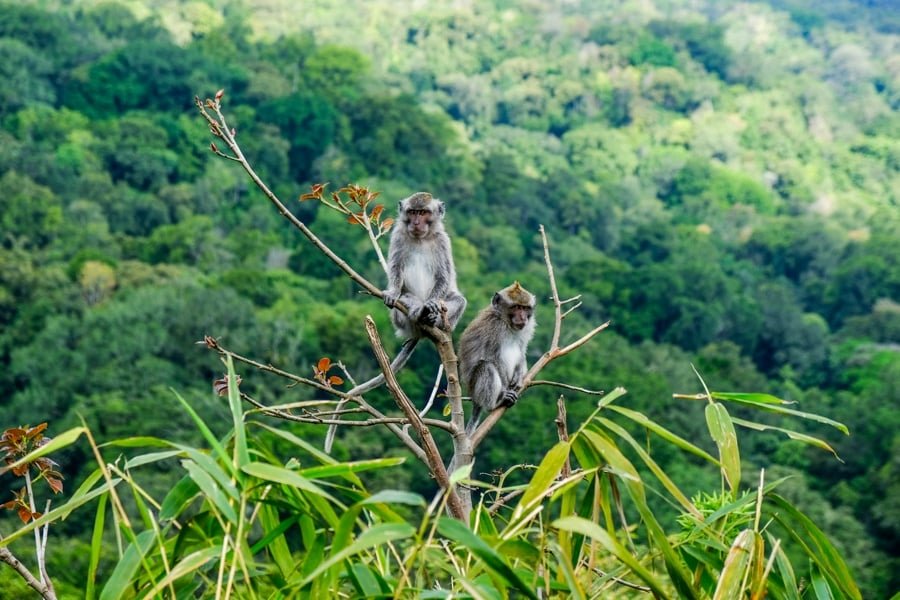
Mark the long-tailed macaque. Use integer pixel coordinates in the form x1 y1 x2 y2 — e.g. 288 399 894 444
459 282 536 434
324 192 467 452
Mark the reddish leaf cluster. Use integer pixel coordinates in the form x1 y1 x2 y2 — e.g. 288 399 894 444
299 183 394 234
313 357 344 388
1 424 64 519
213 374 242 397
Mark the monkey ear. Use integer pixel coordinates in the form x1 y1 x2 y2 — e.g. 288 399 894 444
397 200 404 213
435 200 445 217
492 292 502 307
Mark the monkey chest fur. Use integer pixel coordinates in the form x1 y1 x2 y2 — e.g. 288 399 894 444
402 250 437 300
498 339 525 383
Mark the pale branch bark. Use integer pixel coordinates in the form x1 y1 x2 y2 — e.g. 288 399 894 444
555 396 572 478
364 317 467 520
469 226 610 450
0 546 55 600
238 392 429 465
527 380 604 395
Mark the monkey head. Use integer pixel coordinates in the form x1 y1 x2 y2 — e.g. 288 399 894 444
399 192 445 239
493 281 535 331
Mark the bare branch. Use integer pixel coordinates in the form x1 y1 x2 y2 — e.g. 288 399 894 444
0 546 55 600
527 380 605 395
364 316 467 520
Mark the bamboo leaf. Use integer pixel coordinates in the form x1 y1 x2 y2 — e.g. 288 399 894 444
99 530 156 600
85 492 107 600
224 356 250 468
363 490 426 507
713 529 756 600
732 417 843 461
513 441 570 519
711 393 848 435
437 517 539 600
158 475 199 521
1 427 86 476
300 457 405 478
607 405 719 465
241 462 338 503
553 516 670 599
706 403 741 492
137 547 221 600
182 460 237 523
299 523 415 586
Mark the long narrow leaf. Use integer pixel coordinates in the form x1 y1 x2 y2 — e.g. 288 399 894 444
1 427 86 475
512 441 570 520
732 417 842 461
438 517 539 600
607 405 719 465
713 529 756 600
137 547 221 600
99 530 156 600
224 356 250 468
299 523 415 587
711 393 848 435
182 459 237 523
172 389 234 476
241 462 338 503
706 403 741 492
553 516 670 599
85 492 108 600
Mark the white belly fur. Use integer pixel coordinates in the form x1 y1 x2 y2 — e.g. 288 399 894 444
404 252 435 300
499 341 522 382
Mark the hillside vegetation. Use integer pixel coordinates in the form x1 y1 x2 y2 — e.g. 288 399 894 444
0 0 897 597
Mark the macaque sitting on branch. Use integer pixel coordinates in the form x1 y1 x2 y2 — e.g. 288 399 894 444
325 191 467 452
460 282 536 434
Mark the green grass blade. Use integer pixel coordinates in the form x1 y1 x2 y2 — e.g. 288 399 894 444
182 459 237 523
224 355 250 468
99 529 156 600
85 492 108 600
437 517 539 600
512 440 570 520
732 417 842 461
553 516 670 599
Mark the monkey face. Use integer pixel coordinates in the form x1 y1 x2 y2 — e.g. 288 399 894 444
509 305 533 330
405 208 435 239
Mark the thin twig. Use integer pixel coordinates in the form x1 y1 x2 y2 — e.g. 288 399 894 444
0 546 54 599
528 380 605 395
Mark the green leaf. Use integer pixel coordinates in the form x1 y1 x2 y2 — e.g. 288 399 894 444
513 441 570 519
732 417 842 461
300 456 405 478
362 490 427 507
99 530 155 600
124 450 183 469
172 389 234 476
241 462 338 503
438 517 539 600
553 516 670 599
158 475 199 521
768 532 801 600
705 403 741 492
710 393 848 435
182 459 237 523
135 547 221 599
85 492 107 600
299 523 415 587
224 356 250 468
766 495 861 600
712 529 756 600
606 405 719 465
810 563 836 600
599 418 700 518
711 392 793 405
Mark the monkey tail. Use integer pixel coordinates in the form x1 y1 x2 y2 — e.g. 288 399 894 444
323 338 419 453
465 405 482 436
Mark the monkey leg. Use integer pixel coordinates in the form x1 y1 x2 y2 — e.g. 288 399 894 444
442 291 467 331
470 362 504 412
500 388 519 407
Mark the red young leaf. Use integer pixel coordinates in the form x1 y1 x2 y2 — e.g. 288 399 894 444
17 507 31 524
328 375 344 386
347 213 364 225
317 357 332 373
26 423 48 439
11 464 27 477
47 478 63 495
380 218 395 231
210 142 219 153
370 204 384 221
0 500 16 510
215 89 224 100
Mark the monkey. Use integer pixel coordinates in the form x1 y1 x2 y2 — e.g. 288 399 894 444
459 282 536 435
324 191 467 453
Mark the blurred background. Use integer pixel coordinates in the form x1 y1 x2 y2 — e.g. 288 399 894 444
0 0 897 596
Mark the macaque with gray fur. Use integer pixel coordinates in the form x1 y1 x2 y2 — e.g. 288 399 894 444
459 282 536 434
324 192 466 453
382 191 467 336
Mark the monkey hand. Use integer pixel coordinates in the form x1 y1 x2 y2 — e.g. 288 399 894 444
416 299 443 327
382 290 400 308
500 389 519 408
